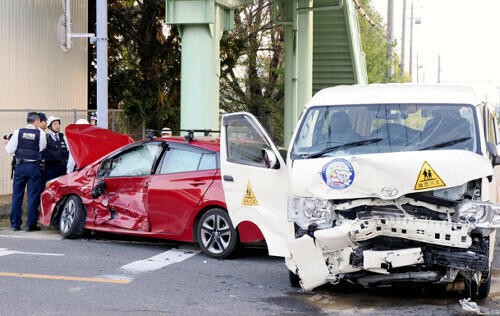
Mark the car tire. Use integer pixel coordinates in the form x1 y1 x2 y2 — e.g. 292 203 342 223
467 272 492 300
289 270 301 288
59 196 86 239
197 208 239 259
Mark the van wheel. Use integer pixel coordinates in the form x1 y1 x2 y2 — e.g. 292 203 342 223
59 196 86 239
197 208 239 259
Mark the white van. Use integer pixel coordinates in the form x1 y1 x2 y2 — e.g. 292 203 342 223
220 84 500 298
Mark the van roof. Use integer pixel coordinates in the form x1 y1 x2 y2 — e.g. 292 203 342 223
306 84 478 109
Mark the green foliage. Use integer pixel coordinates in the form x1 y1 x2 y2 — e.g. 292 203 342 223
220 0 285 145
358 0 409 84
90 0 181 132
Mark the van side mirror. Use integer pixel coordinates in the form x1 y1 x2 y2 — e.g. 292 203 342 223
262 148 280 169
91 179 106 199
486 142 500 166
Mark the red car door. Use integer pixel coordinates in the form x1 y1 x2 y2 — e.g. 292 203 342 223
148 143 218 234
92 142 162 231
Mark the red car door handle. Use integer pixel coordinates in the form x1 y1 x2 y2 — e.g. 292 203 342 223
190 181 206 186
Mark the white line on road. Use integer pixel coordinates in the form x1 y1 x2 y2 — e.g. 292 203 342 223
0 233 62 240
96 245 200 281
0 248 64 257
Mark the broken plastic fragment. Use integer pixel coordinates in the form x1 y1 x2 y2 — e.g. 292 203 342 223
459 298 486 315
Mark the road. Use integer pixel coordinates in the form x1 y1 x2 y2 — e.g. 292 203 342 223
0 227 499 315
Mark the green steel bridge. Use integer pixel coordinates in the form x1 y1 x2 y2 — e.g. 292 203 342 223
165 0 367 145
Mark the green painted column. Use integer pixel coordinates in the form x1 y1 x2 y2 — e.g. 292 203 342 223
179 17 222 131
165 0 251 132
283 0 313 147
283 0 295 147
283 22 294 146
297 0 313 119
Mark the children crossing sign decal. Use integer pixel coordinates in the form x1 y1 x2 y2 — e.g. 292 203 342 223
242 181 259 206
414 161 446 190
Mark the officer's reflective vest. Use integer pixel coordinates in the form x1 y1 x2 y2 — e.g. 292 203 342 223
43 133 69 164
15 128 41 160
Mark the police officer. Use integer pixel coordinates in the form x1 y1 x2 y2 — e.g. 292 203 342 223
4 112 47 231
44 116 69 182
38 112 48 131
89 112 97 126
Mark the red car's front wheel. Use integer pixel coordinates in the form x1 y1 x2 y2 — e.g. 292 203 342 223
59 195 86 239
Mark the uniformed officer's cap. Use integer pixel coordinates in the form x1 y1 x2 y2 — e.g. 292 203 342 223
38 112 47 122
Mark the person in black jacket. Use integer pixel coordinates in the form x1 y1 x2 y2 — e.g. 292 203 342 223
4 112 47 231
43 116 69 182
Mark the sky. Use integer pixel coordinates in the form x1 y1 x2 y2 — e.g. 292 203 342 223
371 0 500 105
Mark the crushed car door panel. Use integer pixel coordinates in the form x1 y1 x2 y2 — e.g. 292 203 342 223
93 176 150 231
92 142 161 231
220 113 294 257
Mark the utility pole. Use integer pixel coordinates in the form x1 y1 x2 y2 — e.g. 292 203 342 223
438 55 441 83
387 0 394 78
409 0 414 82
400 0 407 75
416 52 419 83
96 0 108 129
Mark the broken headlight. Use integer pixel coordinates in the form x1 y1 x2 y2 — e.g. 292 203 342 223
287 196 336 229
455 202 500 228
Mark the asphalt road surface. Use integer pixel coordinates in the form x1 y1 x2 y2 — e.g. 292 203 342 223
0 227 499 315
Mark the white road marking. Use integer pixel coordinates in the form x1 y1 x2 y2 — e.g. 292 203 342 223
96 245 200 281
120 246 200 274
0 248 64 257
0 233 62 240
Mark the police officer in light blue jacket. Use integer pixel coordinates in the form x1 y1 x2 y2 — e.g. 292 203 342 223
5 112 47 231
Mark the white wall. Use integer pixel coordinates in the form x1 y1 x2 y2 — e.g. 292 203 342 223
0 0 88 110
0 0 88 195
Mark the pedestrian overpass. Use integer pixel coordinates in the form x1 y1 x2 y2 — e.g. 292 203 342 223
165 0 367 145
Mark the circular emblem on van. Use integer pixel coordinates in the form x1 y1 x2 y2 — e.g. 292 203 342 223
381 185 398 198
322 158 355 190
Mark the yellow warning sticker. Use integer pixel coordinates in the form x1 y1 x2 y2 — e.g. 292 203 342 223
414 161 446 190
242 181 259 206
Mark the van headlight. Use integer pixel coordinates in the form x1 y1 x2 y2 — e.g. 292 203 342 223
288 196 336 229
456 202 500 228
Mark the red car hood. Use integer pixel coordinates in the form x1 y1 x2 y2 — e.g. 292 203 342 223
65 124 135 168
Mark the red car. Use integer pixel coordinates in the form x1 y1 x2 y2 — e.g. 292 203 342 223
40 125 263 258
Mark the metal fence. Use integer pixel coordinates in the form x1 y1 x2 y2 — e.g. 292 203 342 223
0 109 145 195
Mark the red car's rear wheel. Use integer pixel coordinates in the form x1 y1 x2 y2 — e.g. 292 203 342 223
197 208 239 259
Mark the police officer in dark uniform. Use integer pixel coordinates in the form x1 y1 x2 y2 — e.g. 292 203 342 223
4 112 47 231
44 116 69 182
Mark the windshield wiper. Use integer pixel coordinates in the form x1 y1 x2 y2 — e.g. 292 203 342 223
307 138 382 158
420 137 471 150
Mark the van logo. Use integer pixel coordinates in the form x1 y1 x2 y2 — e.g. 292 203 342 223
381 185 398 197
322 158 355 190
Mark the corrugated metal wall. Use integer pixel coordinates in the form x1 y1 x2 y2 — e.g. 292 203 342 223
0 0 88 195
0 0 88 110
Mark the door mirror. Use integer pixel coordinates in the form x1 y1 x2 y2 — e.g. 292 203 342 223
91 179 106 199
486 142 500 166
262 148 280 169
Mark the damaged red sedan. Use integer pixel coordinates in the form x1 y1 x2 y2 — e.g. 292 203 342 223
40 125 263 258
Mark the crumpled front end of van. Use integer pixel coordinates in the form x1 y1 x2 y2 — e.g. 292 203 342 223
285 151 500 291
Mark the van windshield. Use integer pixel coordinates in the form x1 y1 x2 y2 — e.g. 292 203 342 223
291 104 478 159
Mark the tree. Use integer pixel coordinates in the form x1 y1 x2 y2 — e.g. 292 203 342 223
90 0 181 133
220 0 285 145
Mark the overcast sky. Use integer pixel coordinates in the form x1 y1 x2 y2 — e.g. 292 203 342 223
371 0 500 104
